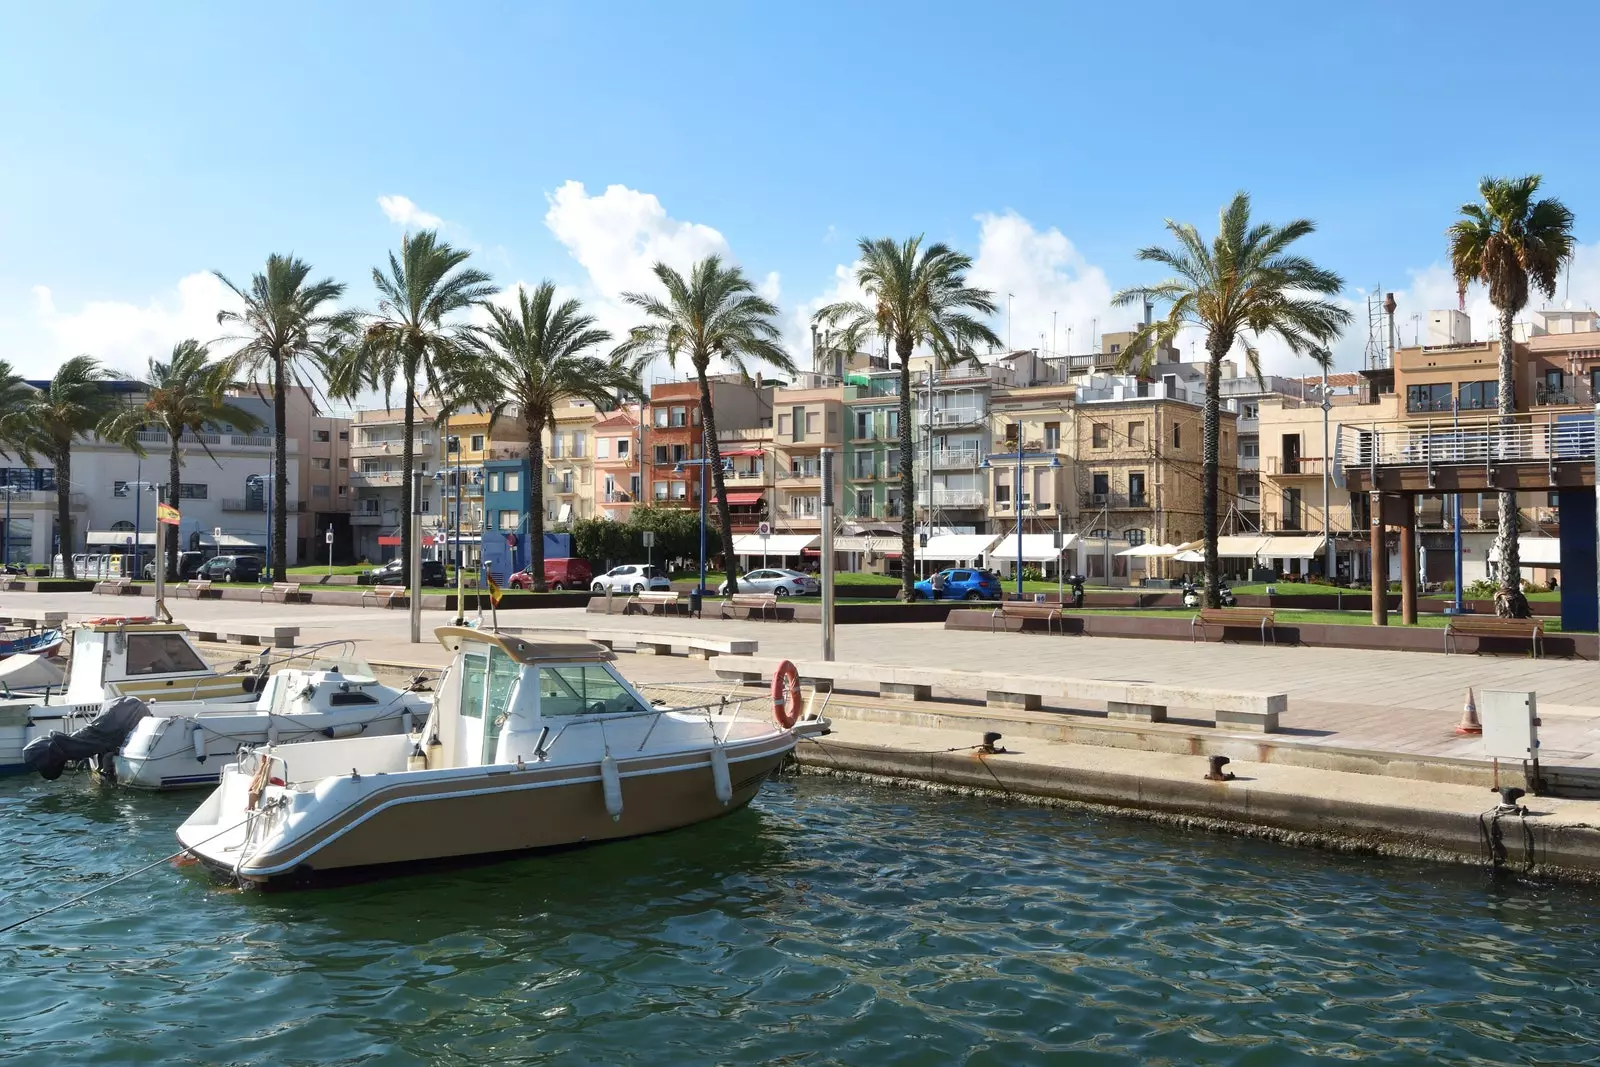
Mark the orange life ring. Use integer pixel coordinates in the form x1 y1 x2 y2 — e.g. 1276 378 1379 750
771 660 801 729
83 616 156 626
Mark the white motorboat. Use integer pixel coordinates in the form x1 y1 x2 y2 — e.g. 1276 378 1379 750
178 627 804 886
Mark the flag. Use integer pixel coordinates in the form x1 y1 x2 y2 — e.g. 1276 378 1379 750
156 503 180 526
485 570 503 606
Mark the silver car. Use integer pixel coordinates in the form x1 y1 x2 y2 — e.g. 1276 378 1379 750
591 564 671 594
717 568 819 596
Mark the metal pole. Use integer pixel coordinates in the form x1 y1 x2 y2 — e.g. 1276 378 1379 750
409 472 423 643
1454 398 1464 614
265 446 272 578
1321 370 1333 586
152 485 166 620
1015 448 1024 597
698 445 707 594
3 489 10 570
327 523 334 581
821 448 836 661
132 457 141 576
453 460 465 626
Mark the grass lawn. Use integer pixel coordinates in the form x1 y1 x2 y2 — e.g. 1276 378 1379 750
287 564 370 576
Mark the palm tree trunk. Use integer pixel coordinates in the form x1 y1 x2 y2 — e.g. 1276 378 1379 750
56 446 73 579
400 383 416 586
167 437 182 581
1494 305 1526 617
695 364 737 596
1202 343 1224 608
273 356 289 583
527 411 548 591
897 335 915 601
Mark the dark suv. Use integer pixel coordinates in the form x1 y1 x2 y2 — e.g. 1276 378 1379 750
198 555 264 583
144 551 204 581
369 558 447 586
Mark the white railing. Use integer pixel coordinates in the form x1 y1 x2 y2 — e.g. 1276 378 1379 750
930 447 978 468
351 470 406 487
916 489 985 507
919 407 983 427
1339 412 1596 470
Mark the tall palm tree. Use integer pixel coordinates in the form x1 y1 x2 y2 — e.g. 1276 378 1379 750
1448 175 1576 618
0 356 138 579
103 340 264 579
813 237 1001 601
215 255 350 582
466 283 637 590
1113 192 1350 607
616 256 797 596
332 230 493 585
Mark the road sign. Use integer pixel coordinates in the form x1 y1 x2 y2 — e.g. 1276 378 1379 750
325 526 334 545
757 522 772 537
641 531 656 548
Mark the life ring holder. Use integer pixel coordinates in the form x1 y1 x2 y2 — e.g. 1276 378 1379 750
771 660 801 730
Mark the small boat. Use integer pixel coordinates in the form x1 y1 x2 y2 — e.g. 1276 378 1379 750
178 627 803 886
0 628 64 661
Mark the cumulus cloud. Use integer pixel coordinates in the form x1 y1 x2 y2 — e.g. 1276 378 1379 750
377 194 442 229
968 211 1118 359
27 272 242 379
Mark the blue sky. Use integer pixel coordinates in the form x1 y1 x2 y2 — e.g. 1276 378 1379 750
4 0 1598 383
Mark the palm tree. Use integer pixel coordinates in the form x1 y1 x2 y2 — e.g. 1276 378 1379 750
332 230 493 585
0 362 37 565
1113 192 1350 608
215 255 350 582
813 237 1002 601
103 340 264 579
0 356 138 579
1448 175 1576 618
466 283 637 590
616 256 797 596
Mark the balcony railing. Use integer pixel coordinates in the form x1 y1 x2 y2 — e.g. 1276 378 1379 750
916 488 985 508
778 468 822 482
1079 491 1150 509
1339 412 1597 470
1265 456 1324 476
221 499 305 513
350 470 408 487
918 407 983 428
1237 454 1260 471
931 447 979 468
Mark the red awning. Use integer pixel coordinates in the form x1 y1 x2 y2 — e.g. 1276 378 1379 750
725 491 766 505
377 535 402 546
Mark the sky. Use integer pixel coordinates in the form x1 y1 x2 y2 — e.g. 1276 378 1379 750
4 0 1600 392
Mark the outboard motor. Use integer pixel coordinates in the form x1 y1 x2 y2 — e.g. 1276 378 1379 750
22 696 151 782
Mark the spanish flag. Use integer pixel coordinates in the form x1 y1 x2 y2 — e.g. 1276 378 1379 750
485 570 503 606
155 503 181 526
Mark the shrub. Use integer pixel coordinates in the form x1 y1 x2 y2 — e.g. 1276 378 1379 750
1465 578 1497 600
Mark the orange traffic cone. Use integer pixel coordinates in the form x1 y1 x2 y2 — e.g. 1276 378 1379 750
1456 688 1482 735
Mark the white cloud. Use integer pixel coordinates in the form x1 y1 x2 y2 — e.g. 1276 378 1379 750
968 211 1118 359
27 272 242 379
377 194 442 229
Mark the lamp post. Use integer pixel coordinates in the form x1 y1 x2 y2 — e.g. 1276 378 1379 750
674 447 731 595
1319 368 1334 587
436 444 473 627
124 480 160 578
982 445 1061 597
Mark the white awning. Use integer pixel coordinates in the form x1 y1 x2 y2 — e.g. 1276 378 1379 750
733 533 817 555
1212 535 1275 559
832 535 888 553
923 533 1001 560
1118 542 1177 558
986 533 1071 562
1490 537 1561 565
1261 535 1327 559
202 533 266 550
87 530 157 546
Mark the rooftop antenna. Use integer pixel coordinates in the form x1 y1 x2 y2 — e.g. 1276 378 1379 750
1362 286 1389 370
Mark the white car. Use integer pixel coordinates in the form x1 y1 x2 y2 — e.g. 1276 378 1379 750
591 564 672 594
717 568 820 597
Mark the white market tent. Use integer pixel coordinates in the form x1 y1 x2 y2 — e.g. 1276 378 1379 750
1489 537 1561 566
1117 542 1177 558
922 533 1002 563
986 533 1076 564
732 533 818 557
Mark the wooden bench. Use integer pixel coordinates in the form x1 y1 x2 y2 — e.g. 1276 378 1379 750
1446 615 1544 658
361 586 407 609
257 582 305 604
178 579 218 599
93 577 135 596
721 592 779 621
625 591 691 617
990 601 1065 634
1191 608 1276 646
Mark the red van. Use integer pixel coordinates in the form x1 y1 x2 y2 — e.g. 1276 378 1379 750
509 557 593 591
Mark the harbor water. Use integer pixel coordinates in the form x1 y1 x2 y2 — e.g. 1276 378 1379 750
2 772 1598 1065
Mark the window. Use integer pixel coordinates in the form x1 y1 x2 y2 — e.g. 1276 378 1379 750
854 410 872 438
1091 472 1109 498
124 633 207 676
1089 528 1109 539
777 414 791 437
465 434 483 452
670 406 688 428
1592 367 1600 400
886 448 901 473
337 484 347 495
1459 381 1498 410
852 452 876 479
337 458 348 469
994 482 1011 506
1092 424 1110 448
1124 529 1146 546
629 473 641 498
1281 488 1303 530
654 480 669 500
504 473 520 492
653 408 668 427
672 444 687 464
854 488 874 515
1173 424 1182 448
179 483 207 500
1110 343 1121 354
616 438 629 459
1044 422 1061 450
1240 440 1260 459
596 438 609 459
498 510 519 531
338 430 348 441
312 484 329 498
1128 421 1146 448
538 665 645 717
885 489 902 517
1003 422 1019 445
1128 471 1146 506
672 481 687 500
792 406 807 442
1407 383 1452 413
1242 402 1259 420
885 410 899 438
314 457 331 470
488 472 501 492
826 411 838 434
315 429 330 442
1240 479 1260 500
654 444 669 464
571 433 585 457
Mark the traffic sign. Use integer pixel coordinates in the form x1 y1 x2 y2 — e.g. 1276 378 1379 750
757 522 772 537
641 531 656 548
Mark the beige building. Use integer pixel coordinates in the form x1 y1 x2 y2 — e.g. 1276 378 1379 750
985 382 1073 535
226 384 353 562
540 400 600 527
772 380 846 535
348 402 446 561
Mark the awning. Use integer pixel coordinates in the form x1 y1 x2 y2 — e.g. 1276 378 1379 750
725 491 766 505
1490 537 1561 565
1212 535 1276 559
1118 542 1177 558
922 533 1001 560
87 530 157 546
377 535 402 546
733 533 817 555
986 534 1070 562
832 535 891 553
201 533 266 550
1261 535 1327 559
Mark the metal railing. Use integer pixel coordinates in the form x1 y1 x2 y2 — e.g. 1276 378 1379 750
1339 411 1596 471
931 447 979 468
1265 455 1325 476
1079 491 1149 509
350 470 406 487
221 499 305 513
916 488 985 507
918 407 983 427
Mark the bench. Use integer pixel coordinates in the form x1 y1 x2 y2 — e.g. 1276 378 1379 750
584 631 759 660
721 592 779 621
361 586 407 609
990 601 1065 634
1190 608 1276 646
257 582 306 604
626 591 691 617
1446 615 1544 658
93 577 135 596
714 656 1286 733
191 625 301 649
178 579 219 599
0 575 22 592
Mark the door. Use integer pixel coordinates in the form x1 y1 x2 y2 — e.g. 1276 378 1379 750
1282 434 1302 474
456 651 488 767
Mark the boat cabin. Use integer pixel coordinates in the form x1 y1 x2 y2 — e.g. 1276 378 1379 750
66 621 252 705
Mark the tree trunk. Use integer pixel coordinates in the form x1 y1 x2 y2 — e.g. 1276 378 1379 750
272 354 289 582
897 334 915 601
1493 304 1527 617
1202 341 1226 608
56 446 72 579
696 363 738 596
400 380 416 587
526 411 548 591
167 436 182 581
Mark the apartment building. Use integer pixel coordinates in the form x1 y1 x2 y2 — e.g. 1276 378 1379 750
540 400 599 527
842 370 904 528
985 381 1073 537
645 376 772 512
715 421 774 534
594 404 645 522
911 360 999 531
771 379 846 535
349 404 444 562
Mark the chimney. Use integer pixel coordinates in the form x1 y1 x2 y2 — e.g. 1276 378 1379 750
1384 292 1397 356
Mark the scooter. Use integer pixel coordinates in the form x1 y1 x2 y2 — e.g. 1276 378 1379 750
1182 579 1236 609
1065 575 1086 609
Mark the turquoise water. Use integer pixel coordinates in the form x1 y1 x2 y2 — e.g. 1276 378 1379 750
2 773 1598 1066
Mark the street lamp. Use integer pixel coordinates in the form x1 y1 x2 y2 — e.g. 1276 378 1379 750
435 454 480 626
123 480 161 577
673 452 733 594
981 445 1062 597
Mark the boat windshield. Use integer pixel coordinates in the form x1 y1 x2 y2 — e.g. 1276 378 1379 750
537 664 646 717
124 633 208 676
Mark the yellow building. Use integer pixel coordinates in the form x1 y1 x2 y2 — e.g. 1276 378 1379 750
541 400 601 527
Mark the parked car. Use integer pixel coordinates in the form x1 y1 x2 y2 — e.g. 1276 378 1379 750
716 568 819 597
509 557 594 591
590 564 671 594
912 568 1003 601
197 555 264 583
367 558 448 586
143 550 205 581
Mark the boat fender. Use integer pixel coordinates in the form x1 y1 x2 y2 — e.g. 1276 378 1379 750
191 720 206 764
426 732 443 769
321 722 366 739
771 660 801 730
600 754 623 821
402 708 413 735
710 745 733 806
406 743 427 771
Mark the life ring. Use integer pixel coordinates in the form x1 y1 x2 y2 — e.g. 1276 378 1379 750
83 616 156 626
771 660 801 729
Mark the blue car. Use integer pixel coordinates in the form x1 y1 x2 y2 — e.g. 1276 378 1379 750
913 567 1003 601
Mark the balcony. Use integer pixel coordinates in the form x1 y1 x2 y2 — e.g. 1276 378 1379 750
916 488 985 508
993 498 1056 514
778 468 822 483
1535 386 1583 408
1265 456 1325 477
848 465 880 482
350 470 406 488
1080 492 1150 510
221 499 305 513
350 512 387 526
930 447 979 468
1237 454 1260 471
918 407 983 428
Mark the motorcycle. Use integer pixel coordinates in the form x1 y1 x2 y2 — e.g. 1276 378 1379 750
1181 579 1236 609
1065 575 1086 609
